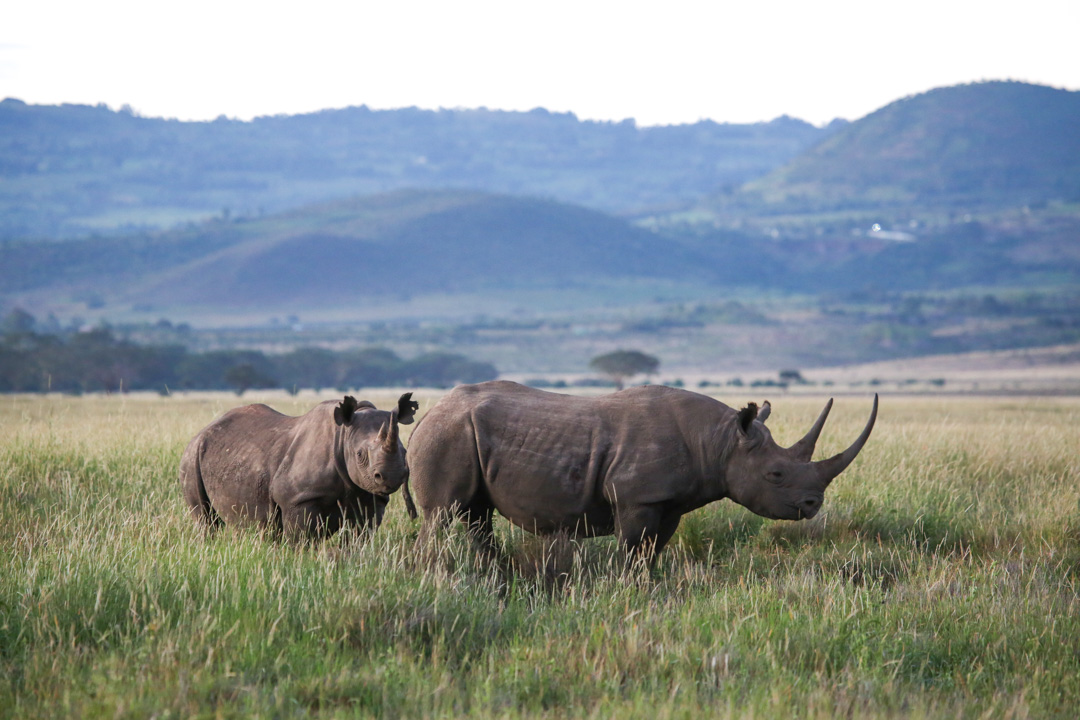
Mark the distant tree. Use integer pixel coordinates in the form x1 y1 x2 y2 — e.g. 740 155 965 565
339 347 407 389
177 350 272 391
224 363 276 396
274 347 341 392
403 352 498 388
1 308 36 336
589 350 659 390
779 369 807 385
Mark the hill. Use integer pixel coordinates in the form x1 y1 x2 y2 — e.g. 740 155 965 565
0 189 716 318
4 184 1079 332
727 81 1080 214
3 187 1079 375
0 98 828 239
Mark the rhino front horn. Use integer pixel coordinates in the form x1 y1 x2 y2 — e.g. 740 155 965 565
813 394 878 488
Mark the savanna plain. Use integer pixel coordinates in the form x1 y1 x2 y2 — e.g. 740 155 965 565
1 390 1078 718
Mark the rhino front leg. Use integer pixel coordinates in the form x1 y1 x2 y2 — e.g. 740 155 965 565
616 505 681 567
342 493 387 534
280 501 339 540
651 513 683 562
417 501 501 561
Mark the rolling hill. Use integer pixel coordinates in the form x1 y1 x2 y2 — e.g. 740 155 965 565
0 189 716 318
729 81 1080 213
4 184 1078 330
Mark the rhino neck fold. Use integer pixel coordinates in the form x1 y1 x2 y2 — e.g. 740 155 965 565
697 421 737 504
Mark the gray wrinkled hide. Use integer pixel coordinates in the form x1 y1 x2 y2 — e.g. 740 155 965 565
180 394 415 538
407 381 876 561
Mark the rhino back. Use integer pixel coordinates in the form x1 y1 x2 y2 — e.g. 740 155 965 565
410 382 722 532
190 404 305 520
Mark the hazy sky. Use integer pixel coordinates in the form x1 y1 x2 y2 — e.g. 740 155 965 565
3 0 1077 127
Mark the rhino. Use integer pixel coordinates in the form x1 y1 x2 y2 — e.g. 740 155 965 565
181 393 418 538
404 381 876 562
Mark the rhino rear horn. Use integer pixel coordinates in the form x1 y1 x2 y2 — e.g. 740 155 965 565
789 398 834 461
813 394 878 488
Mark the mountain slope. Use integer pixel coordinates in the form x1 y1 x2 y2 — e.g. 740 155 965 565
736 81 1080 212
132 191 712 307
3 187 1078 328
0 189 713 314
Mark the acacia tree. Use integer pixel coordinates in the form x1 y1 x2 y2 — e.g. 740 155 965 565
589 350 659 390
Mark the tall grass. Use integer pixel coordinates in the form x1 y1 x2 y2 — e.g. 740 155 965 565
1 392 1078 718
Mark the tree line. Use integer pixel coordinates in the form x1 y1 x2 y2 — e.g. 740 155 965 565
0 312 497 394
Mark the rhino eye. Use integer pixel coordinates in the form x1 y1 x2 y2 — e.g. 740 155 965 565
356 450 369 466
766 470 784 483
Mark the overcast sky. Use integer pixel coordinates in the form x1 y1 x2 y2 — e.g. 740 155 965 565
3 0 1078 127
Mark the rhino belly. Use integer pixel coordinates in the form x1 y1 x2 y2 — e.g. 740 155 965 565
485 469 614 537
503 505 616 537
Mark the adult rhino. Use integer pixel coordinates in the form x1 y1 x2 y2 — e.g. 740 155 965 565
181 393 418 538
404 381 876 562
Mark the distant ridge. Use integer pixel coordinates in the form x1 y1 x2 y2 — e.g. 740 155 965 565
0 98 826 239
736 81 1080 212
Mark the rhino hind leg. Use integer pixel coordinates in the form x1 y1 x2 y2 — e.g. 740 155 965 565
180 452 221 530
463 502 500 558
185 489 221 529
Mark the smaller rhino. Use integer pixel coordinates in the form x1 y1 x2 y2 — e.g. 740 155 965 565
180 393 418 538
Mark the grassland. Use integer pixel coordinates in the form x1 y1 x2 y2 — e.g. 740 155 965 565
1 390 1078 718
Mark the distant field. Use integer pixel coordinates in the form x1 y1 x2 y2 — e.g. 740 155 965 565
2 391 1078 718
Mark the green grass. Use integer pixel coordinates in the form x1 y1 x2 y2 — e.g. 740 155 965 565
2 392 1078 718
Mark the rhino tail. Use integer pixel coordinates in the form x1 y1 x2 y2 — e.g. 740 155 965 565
402 477 418 520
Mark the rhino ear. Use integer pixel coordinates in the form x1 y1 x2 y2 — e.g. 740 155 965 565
757 400 771 424
334 395 359 426
396 392 419 425
737 402 758 435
